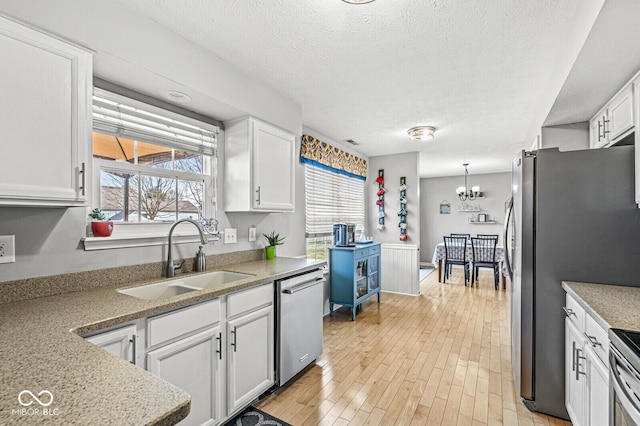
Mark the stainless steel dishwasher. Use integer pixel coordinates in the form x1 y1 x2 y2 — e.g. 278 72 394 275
276 268 325 386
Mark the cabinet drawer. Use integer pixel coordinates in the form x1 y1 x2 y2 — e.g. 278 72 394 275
585 314 609 365
564 293 585 329
355 248 369 259
369 245 380 255
227 283 273 319
147 298 220 348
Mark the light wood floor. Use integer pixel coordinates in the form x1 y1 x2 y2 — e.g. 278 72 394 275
257 268 572 426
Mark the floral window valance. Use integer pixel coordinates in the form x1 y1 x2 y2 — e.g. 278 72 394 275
300 134 367 181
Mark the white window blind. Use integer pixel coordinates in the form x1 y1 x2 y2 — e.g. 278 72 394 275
305 164 365 236
92 88 218 155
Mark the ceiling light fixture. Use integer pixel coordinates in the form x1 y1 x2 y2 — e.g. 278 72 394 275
407 126 436 141
456 163 482 202
341 0 375 4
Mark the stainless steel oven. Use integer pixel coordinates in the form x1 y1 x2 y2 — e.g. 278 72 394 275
609 329 640 426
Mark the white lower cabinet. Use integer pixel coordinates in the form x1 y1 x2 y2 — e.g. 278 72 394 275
585 344 609 426
226 305 274 415
147 327 222 426
85 323 141 366
88 283 275 425
565 317 586 426
564 293 610 426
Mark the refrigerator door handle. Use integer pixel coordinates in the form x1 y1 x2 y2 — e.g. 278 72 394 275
503 197 514 280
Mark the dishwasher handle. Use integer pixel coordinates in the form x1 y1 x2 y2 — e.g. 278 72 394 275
282 277 326 294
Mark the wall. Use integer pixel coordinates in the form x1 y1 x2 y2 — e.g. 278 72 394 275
366 152 420 246
420 172 511 264
540 122 589 151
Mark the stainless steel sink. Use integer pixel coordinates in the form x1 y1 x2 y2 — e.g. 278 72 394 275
117 271 255 301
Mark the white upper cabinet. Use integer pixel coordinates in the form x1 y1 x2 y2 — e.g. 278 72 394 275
224 117 295 212
589 79 635 149
0 15 92 206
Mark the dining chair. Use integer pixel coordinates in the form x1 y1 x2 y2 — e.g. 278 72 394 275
443 236 470 285
451 233 471 239
448 234 471 275
476 234 499 240
470 237 499 289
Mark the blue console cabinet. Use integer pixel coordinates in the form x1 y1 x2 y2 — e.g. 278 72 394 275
329 242 381 321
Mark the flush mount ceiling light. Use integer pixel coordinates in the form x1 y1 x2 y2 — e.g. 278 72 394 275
341 0 375 3
163 90 192 104
407 126 436 141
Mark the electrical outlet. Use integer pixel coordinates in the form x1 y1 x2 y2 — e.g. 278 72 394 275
248 227 257 242
224 228 237 244
0 235 16 263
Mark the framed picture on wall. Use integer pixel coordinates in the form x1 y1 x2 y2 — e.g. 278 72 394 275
478 213 487 222
439 200 451 214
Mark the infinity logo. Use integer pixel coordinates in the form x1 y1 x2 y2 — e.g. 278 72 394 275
18 390 53 407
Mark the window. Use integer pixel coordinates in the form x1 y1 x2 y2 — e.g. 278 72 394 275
91 89 218 225
305 164 365 260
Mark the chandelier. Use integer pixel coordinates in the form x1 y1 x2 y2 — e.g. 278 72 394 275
456 163 481 201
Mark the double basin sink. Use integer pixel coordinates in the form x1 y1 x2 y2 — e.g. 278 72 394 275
118 271 254 301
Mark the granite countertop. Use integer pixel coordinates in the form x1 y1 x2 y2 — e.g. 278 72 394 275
0 257 325 425
562 281 640 332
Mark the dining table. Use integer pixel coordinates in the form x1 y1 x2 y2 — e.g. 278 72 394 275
431 241 509 289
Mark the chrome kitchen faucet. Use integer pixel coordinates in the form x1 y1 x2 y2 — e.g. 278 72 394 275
166 219 208 278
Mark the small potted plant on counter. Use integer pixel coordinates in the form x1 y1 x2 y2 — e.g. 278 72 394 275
263 231 285 260
89 208 114 237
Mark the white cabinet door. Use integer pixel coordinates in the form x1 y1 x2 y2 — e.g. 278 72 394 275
224 117 295 212
86 324 137 365
226 305 274 415
589 108 609 149
147 327 222 426
607 85 634 143
565 318 586 426
0 15 91 206
252 120 295 212
585 345 609 426
634 76 640 206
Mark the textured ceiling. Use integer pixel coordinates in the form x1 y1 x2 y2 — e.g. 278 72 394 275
118 0 585 177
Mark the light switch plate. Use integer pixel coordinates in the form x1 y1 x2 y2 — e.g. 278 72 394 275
224 228 237 244
0 235 16 263
248 227 257 242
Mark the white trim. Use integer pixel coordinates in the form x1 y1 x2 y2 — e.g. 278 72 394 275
83 230 219 251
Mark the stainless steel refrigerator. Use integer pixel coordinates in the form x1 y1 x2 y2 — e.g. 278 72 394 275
504 145 640 419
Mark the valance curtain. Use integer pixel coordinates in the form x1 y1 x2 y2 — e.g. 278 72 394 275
299 134 367 181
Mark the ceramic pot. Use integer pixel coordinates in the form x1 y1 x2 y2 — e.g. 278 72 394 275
265 246 276 260
91 221 114 237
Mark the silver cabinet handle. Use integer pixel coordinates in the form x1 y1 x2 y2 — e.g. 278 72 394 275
598 121 604 141
216 332 222 360
230 326 237 352
79 162 86 195
562 306 575 317
575 348 586 381
584 332 602 347
572 341 576 372
129 334 136 365
256 186 261 205
603 116 610 135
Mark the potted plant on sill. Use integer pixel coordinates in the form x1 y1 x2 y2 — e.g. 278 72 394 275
263 231 285 260
89 208 114 237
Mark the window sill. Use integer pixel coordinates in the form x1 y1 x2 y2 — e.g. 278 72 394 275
82 231 220 251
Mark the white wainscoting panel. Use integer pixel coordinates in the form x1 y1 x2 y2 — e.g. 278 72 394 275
381 244 420 296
